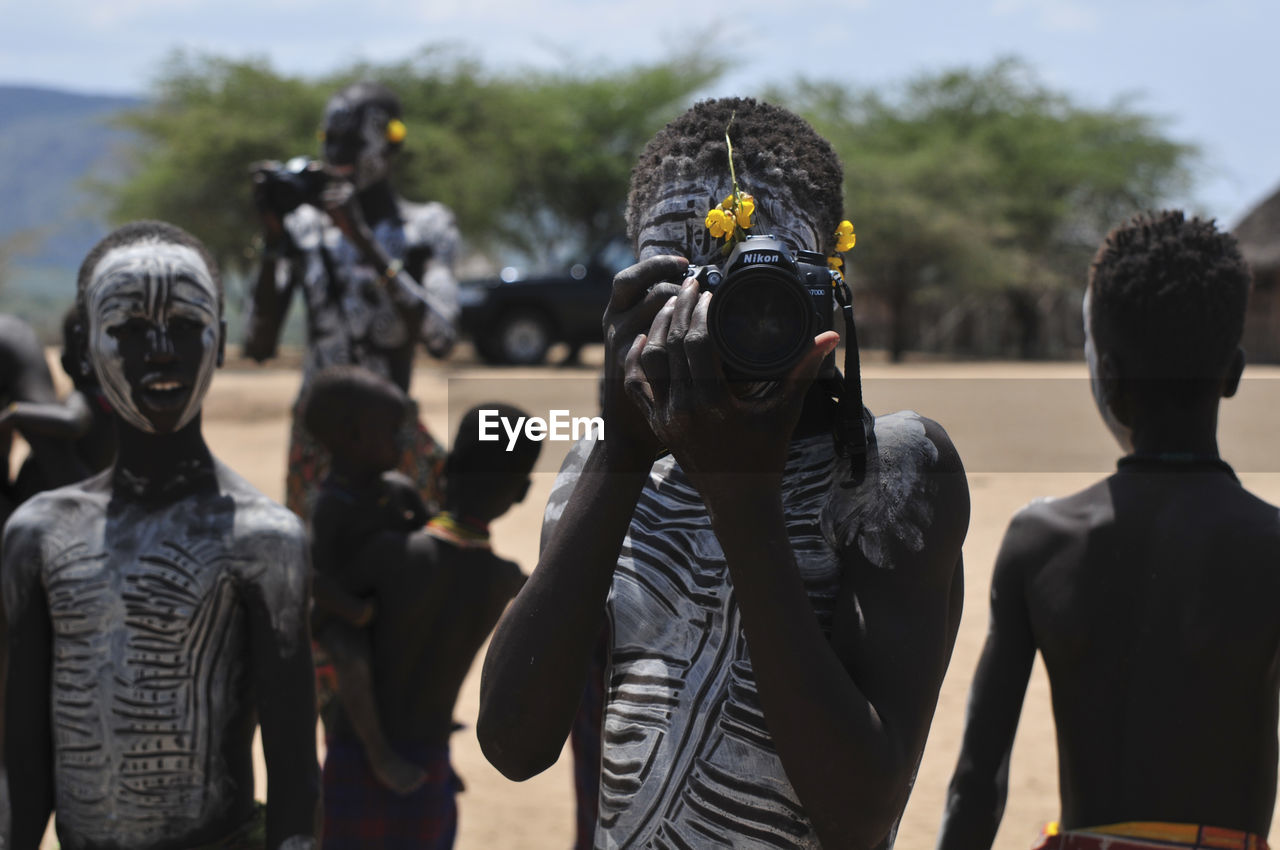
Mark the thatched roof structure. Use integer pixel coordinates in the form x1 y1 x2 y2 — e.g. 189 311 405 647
1234 185 1280 276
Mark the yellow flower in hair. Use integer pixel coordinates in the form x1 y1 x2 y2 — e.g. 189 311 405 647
705 208 735 240
386 118 408 144
735 193 755 229
720 194 735 211
835 220 856 253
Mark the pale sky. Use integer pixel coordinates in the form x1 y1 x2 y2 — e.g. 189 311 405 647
3 0 1276 225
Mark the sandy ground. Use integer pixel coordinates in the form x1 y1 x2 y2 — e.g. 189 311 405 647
25 344 1280 848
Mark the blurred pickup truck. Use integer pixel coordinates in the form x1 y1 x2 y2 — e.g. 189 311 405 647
457 240 634 365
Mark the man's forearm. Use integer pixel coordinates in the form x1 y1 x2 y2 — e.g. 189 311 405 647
260 649 321 849
936 768 1007 850
4 631 54 849
5 397 91 441
706 487 918 848
478 438 649 780
244 259 291 362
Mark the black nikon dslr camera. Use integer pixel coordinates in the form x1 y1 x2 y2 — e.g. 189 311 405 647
687 235 839 379
251 156 330 216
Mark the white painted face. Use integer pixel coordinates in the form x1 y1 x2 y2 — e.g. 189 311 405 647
1083 286 1134 453
634 172 824 263
323 97 393 190
84 239 221 434
352 105 393 190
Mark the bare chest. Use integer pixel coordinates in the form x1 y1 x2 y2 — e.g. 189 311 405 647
41 515 250 841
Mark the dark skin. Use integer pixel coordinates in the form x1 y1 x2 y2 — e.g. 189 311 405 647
937 343 1280 846
325 470 528 750
0 314 95 840
244 152 434 391
0 314 91 507
479 256 969 848
310 398 435 794
1 249 319 849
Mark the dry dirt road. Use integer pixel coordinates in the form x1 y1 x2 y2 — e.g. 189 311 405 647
28 345 1280 848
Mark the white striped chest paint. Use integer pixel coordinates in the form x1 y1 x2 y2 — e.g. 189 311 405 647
599 434 842 850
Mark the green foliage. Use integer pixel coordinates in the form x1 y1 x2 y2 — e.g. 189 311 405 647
109 54 328 270
103 47 723 276
775 58 1196 357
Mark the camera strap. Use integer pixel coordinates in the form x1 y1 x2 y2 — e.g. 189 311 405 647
833 276 868 484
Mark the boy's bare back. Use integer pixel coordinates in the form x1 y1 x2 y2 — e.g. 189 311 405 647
1004 465 1280 831
354 532 523 745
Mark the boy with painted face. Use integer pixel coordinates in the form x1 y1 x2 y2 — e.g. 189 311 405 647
938 211 1280 850
479 97 970 849
244 81 459 521
1 221 320 850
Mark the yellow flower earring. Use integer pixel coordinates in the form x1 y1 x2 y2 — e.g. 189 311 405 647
386 119 407 144
829 220 856 279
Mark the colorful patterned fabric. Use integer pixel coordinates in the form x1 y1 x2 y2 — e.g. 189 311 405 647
1034 822 1270 850
322 736 463 850
285 398 445 523
312 639 340 714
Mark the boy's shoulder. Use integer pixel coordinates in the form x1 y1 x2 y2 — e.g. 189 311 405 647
212 459 307 553
3 472 111 552
1003 470 1280 570
820 409 968 573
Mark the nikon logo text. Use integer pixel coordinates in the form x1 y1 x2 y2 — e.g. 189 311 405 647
740 252 779 264
478 409 605 451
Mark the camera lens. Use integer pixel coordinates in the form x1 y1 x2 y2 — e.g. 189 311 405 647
708 265 813 378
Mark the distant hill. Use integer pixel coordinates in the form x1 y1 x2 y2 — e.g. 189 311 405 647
0 85 144 334
0 86 143 272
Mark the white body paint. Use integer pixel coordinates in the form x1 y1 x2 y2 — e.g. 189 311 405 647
820 409 940 570
635 173 823 264
540 426 941 848
1 463 311 848
86 241 220 434
282 199 460 387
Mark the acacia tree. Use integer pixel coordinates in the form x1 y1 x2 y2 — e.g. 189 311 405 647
778 59 1196 360
105 48 722 277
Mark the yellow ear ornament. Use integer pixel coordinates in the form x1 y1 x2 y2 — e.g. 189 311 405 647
386 119 407 144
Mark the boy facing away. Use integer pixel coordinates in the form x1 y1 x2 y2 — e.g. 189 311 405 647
1 220 319 850
318 402 537 850
938 211 1280 850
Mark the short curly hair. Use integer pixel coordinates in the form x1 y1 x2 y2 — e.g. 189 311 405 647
301 365 408 454
1088 210 1252 380
626 97 844 255
77 220 222 317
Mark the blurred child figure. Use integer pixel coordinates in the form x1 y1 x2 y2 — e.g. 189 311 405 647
938 211 1280 850
1 313 93 512
314 397 537 850
301 365 433 796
